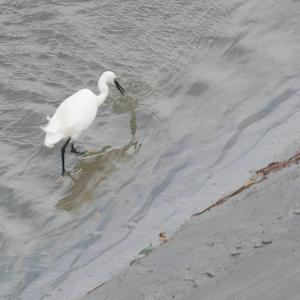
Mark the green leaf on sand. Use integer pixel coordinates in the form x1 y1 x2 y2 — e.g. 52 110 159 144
138 244 153 256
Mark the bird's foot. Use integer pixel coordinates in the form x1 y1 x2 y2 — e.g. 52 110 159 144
57 171 72 183
70 143 86 156
77 150 87 156
61 170 71 177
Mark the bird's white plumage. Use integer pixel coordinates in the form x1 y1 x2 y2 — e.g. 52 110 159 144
42 71 118 148
43 89 98 147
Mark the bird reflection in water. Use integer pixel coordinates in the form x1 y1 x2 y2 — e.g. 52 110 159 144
56 100 140 212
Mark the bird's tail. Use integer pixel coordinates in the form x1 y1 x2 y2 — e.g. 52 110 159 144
41 117 63 148
43 131 64 148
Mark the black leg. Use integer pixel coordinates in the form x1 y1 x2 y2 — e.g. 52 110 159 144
71 142 86 155
61 138 71 176
71 142 80 154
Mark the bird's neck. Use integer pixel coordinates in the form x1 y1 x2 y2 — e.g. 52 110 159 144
97 77 109 106
96 90 108 106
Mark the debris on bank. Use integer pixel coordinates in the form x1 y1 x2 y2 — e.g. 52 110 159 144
138 243 153 256
159 232 169 243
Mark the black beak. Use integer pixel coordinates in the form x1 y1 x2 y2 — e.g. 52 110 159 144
114 79 126 96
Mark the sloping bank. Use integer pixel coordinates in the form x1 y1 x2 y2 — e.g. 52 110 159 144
83 153 300 300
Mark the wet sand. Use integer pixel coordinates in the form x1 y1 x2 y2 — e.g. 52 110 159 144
84 162 300 300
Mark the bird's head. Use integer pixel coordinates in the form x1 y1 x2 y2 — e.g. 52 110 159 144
100 71 126 96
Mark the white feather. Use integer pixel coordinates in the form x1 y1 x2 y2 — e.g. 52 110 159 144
42 71 120 148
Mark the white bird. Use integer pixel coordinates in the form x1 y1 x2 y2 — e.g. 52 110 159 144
42 71 126 176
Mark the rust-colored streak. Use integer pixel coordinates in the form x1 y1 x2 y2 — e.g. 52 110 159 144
256 152 300 177
86 282 106 295
193 151 300 217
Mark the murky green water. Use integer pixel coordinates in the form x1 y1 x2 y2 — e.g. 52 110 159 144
0 0 299 299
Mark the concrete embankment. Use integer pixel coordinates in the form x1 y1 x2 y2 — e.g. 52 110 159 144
83 156 300 300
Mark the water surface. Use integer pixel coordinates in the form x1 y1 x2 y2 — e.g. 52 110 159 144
0 0 299 299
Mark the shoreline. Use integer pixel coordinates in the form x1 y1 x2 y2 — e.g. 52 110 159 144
83 153 300 300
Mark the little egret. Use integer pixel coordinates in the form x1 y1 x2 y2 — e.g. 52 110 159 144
42 71 126 176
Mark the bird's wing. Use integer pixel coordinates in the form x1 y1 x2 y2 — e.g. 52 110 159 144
53 89 97 130
42 89 97 135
